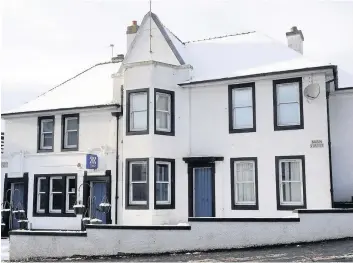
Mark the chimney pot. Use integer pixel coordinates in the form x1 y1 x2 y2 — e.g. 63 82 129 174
132 20 137 26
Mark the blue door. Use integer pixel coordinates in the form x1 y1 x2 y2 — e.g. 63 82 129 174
194 167 213 217
90 182 107 223
11 183 24 229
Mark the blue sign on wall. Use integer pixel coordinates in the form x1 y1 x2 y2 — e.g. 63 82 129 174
86 154 98 169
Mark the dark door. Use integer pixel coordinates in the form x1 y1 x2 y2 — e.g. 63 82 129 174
193 167 213 217
90 182 107 223
11 183 25 229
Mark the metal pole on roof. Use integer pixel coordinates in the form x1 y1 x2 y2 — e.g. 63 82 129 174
110 44 114 59
149 0 152 53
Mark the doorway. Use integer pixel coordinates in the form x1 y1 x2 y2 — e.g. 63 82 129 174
10 183 25 229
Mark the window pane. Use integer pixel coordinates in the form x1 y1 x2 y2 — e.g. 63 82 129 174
236 183 255 202
68 194 76 210
281 161 301 181
131 111 147 130
277 83 299 103
39 179 46 192
67 131 78 146
157 164 169 182
132 183 147 201
131 93 147 111
66 118 78 130
156 111 169 130
42 120 53 132
43 134 53 147
156 93 170 111
131 163 147 181
52 193 62 210
68 178 76 192
236 162 254 181
52 178 62 192
278 103 300 125
39 194 46 210
156 183 169 202
234 107 253 128
282 182 302 202
233 88 252 107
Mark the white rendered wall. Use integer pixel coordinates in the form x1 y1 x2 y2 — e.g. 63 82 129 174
329 90 353 202
9 211 353 261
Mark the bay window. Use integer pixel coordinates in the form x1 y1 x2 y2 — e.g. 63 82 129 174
154 158 175 209
154 89 175 135
127 89 149 135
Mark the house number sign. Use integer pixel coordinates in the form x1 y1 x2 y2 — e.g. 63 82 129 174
310 140 324 148
86 154 98 169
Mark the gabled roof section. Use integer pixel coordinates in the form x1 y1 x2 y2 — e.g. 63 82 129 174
2 62 120 116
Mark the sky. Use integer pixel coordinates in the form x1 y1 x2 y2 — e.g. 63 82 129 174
1 0 353 120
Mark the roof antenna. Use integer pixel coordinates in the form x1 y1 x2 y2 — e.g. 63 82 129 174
149 0 152 53
110 44 114 59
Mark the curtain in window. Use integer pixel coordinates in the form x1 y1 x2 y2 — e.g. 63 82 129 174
281 161 302 202
156 164 169 203
156 93 171 131
235 162 255 203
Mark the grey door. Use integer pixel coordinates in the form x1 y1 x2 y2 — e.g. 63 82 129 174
193 167 213 217
90 182 107 223
11 183 25 229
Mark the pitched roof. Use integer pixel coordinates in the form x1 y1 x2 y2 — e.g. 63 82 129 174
2 62 120 116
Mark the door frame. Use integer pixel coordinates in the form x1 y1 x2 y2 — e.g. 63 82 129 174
83 170 112 224
187 162 216 218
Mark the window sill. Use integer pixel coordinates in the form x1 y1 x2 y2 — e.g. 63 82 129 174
154 130 175 136
154 204 175 210
125 204 149 210
277 204 306 210
229 128 256 134
274 124 304 131
126 130 149 136
37 149 54 153
61 147 78 152
232 204 259 210
33 212 77 217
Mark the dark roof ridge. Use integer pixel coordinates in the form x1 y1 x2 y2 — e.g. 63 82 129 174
184 31 256 44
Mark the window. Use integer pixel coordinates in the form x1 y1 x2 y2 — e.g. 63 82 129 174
62 114 79 150
127 89 149 135
154 89 175 135
273 78 304 130
66 176 76 213
36 177 46 213
276 155 306 210
154 158 175 209
228 83 256 133
38 116 55 151
33 174 77 217
126 159 149 209
230 158 258 210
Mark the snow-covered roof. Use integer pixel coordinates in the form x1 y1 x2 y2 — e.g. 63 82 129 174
2 62 120 116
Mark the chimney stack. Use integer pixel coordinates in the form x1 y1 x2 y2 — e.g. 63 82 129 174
286 26 304 54
126 20 139 51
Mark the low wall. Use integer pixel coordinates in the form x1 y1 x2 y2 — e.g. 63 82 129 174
9 209 353 261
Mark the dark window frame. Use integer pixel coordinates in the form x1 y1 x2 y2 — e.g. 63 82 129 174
37 116 55 152
228 82 256 133
275 155 307 210
33 174 77 217
154 158 175 210
154 88 175 136
273 77 304 131
125 158 149 210
126 88 150 136
230 157 259 210
61 113 79 151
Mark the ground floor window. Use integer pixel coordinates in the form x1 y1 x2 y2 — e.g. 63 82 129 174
33 174 77 216
154 158 175 209
275 155 306 210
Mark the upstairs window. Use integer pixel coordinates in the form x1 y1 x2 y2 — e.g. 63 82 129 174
127 89 149 135
228 83 256 133
62 114 79 150
38 116 55 151
273 78 304 130
231 158 258 210
154 158 175 209
154 89 175 136
276 155 306 210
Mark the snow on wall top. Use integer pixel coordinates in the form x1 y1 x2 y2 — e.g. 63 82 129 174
2 62 120 116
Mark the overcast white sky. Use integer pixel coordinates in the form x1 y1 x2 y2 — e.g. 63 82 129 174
1 0 353 116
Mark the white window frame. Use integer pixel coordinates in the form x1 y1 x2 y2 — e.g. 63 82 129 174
155 92 171 132
155 161 171 205
129 161 148 205
40 119 54 150
232 87 254 129
65 176 76 213
36 177 46 213
279 159 304 206
49 176 63 213
64 117 78 148
276 82 300 126
129 92 148 132
234 161 256 205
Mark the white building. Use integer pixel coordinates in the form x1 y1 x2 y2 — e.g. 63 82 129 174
2 12 353 232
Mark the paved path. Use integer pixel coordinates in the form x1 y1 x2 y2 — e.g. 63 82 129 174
2 238 353 262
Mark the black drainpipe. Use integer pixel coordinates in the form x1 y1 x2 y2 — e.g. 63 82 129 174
326 67 337 208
